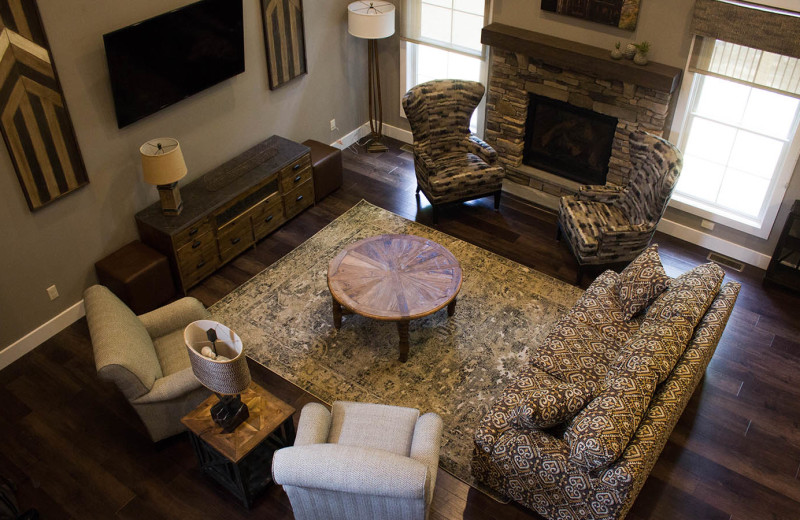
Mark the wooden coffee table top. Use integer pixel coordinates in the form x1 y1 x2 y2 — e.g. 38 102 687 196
327 234 462 321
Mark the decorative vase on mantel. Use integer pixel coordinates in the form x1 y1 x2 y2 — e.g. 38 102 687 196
633 41 650 66
611 41 623 60
623 42 637 60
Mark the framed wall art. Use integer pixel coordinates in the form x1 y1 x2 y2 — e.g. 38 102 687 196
261 0 308 90
541 0 641 31
0 0 88 211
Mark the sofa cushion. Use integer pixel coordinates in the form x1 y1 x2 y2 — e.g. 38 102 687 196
618 245 670 321
511 368 592 429
645 262 725 329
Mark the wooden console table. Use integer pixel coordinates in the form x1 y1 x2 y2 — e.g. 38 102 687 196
136 135 313 293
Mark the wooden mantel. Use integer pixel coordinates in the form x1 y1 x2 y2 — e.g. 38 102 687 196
481 23 682 93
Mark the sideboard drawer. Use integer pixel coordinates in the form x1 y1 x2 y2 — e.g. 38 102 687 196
283 179 314 219
252 194 286 241
279 154 311 183
218 214 255 263
176 232 219 288
280 164 313 193
173 219 212 249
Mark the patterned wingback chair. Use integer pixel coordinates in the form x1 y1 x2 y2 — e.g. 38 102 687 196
402 79 505 223
557 131 682 275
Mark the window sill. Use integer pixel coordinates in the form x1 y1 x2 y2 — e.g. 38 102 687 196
669 194 771 239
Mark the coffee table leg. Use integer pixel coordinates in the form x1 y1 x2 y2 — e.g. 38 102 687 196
332 296 342 329
397 321 410 362
447 298 457 317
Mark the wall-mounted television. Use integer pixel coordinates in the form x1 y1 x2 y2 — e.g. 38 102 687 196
103 0 245 128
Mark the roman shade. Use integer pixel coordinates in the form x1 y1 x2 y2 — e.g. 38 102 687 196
399 0 487 59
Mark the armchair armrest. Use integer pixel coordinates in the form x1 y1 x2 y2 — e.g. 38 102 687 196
577 184 625 203
294 402 332 446
131 367 204 404
139 297 209 339
272 444 428 499
410 412 443 503
467 135 498 164
414 148 436 173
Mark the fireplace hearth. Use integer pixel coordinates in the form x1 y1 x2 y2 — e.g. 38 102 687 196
523 94 617 186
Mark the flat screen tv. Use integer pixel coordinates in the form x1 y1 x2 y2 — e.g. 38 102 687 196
103 0 245 128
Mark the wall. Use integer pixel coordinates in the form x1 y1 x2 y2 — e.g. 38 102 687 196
0 0 366 348
381 0 800 261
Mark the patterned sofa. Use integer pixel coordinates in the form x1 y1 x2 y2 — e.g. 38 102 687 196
472 246 740 520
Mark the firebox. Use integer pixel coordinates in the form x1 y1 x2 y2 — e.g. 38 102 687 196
523 94 618 185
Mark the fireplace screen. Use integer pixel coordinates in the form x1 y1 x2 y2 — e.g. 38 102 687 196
523 94 617 185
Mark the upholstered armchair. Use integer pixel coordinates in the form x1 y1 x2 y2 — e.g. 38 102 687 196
272 401 443 520
402 79 505 223
84 285 211 442
558 131 682 277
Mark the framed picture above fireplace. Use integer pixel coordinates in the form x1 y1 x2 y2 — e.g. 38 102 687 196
541 0 641 31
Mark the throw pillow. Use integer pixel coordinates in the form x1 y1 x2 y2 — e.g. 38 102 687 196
512 377 592 430
618 244 670 321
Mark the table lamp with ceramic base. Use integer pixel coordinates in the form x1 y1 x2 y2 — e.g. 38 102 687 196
140 137 188 216
185 320 252 433
348 1 395 153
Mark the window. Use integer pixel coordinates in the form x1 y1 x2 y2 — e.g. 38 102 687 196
400 0 489 133
672 37 800 238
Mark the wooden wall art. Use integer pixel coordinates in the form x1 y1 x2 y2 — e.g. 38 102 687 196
261 0 308 90
541 0 641 31
0 0 88 211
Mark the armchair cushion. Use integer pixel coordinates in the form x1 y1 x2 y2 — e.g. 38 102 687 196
426 152 504 202
329 401 420 457
559 197 630 256
618 245 670 321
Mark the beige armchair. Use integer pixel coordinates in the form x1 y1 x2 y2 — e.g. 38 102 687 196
272 401 443 520
84 285 210 442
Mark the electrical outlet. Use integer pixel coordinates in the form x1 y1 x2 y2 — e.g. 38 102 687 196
701 219 715 231
330 119 337 131
46 284 59 300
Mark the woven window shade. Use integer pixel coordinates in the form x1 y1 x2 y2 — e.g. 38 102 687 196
689 36 800 97
691 0 800 59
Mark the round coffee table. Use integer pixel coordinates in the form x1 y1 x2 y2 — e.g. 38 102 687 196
327 234 462 362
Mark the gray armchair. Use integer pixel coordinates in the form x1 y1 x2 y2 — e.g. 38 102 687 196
84 284 210 442
272 401 443 520
402 79 505 223
557 131 682 278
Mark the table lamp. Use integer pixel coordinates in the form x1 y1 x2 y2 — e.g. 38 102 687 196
140 137 188 216
348 1 395 153
185 320 252 433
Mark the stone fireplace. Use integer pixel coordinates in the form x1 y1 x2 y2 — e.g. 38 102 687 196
481 24 682 208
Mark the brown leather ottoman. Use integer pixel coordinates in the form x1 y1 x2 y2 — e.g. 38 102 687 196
302 139 342 203
95 240 176 315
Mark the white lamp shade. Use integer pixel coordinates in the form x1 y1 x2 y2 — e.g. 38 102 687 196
140 137 188 186
348 1 395 39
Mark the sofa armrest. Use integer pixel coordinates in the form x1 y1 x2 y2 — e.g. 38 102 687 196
577 184 625 203
131 367 204 404
272 444 428 499
467 135 498 164
294 402 332 446
138 297 210 339
410 412 443 504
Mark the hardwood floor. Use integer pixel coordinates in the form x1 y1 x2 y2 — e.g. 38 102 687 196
2 138 799 519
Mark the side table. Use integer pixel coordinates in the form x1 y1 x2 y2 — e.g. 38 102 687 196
181 382 296 508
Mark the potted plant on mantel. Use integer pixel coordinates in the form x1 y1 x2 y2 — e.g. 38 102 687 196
611 41 623 60
634 41 650 65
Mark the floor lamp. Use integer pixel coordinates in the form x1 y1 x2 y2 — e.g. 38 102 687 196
348 1 395 153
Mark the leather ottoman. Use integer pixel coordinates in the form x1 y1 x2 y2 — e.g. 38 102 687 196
95 240 176 315
302 139 342 203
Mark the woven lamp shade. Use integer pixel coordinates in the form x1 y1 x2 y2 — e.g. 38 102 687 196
140 137 187 186
348 1 395 39
185 320 251 395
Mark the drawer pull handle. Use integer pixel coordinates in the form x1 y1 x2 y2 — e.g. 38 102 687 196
189 228 199 236
294 174 302 183
293 163 301 171
192 241 201 249
231 237 241 245
296 195 304 202
265 215 274 222
196 260 206 269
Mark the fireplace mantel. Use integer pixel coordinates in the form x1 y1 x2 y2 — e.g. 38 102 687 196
481 23 682 94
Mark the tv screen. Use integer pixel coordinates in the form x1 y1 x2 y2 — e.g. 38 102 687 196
103 0 245 128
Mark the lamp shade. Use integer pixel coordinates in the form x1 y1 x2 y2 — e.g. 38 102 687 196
140 137 187 186
348 1 395 39
185 320 251 395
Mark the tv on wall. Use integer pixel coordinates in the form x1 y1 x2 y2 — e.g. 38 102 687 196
103 0 245 128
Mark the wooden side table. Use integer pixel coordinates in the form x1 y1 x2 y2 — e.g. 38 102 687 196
181 383 296 508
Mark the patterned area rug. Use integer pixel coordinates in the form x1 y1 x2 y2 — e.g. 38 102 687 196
210 200 583 494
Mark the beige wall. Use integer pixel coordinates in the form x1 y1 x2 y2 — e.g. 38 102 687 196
0 0 366 348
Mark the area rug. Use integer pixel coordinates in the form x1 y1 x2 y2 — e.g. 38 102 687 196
210 200 583 494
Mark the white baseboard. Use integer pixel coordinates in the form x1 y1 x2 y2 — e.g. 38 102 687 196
657 218 771 270
330 123 371 149
0 300 85 370
382 124 413 144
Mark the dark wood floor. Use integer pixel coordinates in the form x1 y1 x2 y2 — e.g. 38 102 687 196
2 138 799 519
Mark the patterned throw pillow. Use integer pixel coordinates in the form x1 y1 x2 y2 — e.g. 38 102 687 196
618 245 670 321
510 369 592 430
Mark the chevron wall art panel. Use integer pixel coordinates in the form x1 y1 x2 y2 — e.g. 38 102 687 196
261 0 307 90
0 0 88 211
